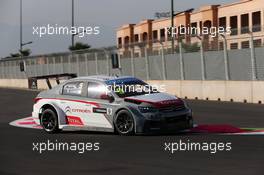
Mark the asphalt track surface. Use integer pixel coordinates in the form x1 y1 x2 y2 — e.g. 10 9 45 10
0 88 264 175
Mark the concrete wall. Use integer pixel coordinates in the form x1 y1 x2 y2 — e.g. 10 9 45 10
147 80 264 104
0 79 263 104
0 79 59 90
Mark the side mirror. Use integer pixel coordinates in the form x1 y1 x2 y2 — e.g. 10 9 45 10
108 95 115 103
100 94 115 103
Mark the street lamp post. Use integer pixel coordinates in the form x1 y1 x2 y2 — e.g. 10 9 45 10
196 35 206 80
71 0 75 47
22 41 33 47
158 40 167 80
19 0 33 74
20 0 23 52
171 0 174 54
220 34 230 81
20 0 33 55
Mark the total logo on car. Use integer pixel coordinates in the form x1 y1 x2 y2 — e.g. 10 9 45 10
32 76 193 135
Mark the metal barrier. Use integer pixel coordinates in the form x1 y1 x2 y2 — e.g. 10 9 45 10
1 32 264 81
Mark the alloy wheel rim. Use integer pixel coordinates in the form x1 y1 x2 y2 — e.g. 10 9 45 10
42 113 56 131
116 114 133 134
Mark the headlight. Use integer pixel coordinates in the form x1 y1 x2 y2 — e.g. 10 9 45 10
138 106 158 113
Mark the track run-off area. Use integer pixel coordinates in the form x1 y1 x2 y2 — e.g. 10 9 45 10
1 88 264 175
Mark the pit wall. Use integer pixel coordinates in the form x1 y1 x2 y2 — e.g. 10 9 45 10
0 79 59 90
0 79 263 104
147 80 264 104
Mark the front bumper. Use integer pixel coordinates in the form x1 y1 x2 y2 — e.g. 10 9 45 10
135 109 193 134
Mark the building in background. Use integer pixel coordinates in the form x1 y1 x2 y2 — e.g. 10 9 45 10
116 0 264 57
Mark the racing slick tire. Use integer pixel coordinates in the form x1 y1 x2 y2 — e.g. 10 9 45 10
40 108 60 134
114 110 135 136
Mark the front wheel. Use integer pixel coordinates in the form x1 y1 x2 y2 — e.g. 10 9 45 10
40 109 60 134
114 110 135 136
188 116 194 129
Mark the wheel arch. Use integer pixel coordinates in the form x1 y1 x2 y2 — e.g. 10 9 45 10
114 107 137 133
39 104 57 120
39 103 67 127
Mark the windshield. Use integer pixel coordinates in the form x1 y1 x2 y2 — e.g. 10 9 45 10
105 78 159 98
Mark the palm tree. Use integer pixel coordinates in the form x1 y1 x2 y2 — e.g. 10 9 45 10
9 48 31 58
69 42 91 51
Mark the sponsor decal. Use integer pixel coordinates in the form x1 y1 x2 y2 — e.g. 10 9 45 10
125 98 183 108
72 109 91 113
93 108 108 114
66 116 84 126
64 106 91 114
159 99 180 105
152 99 183 108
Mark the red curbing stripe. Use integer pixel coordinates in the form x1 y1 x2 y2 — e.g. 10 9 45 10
245 130 264 133
191 124 246 133
18 121 37 125
25 118 34 121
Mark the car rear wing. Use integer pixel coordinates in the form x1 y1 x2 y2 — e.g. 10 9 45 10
28 73 77 90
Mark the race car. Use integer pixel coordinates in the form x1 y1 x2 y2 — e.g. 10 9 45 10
32 76 193 135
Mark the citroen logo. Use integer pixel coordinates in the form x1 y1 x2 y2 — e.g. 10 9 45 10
65 106 71 114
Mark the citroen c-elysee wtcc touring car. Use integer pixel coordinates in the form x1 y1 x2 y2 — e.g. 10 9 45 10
32 76 193 135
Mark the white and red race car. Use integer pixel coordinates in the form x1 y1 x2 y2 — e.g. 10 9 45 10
32 76 193 135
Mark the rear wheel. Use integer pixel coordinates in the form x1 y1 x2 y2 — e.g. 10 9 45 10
40 108 59 134
114 110 135 136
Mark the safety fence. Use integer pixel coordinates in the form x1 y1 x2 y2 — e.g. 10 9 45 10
1 33 264 81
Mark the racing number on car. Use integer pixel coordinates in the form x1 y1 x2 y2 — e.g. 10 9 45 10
107 108 112 115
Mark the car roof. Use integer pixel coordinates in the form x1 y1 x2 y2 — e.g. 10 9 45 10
73 75 137 83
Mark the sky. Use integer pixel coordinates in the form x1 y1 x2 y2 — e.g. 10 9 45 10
0 0 237 58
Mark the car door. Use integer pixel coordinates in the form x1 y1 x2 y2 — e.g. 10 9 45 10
59 81 90 127
84 81 115 129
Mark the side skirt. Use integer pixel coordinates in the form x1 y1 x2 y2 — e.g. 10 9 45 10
60 125 114 133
